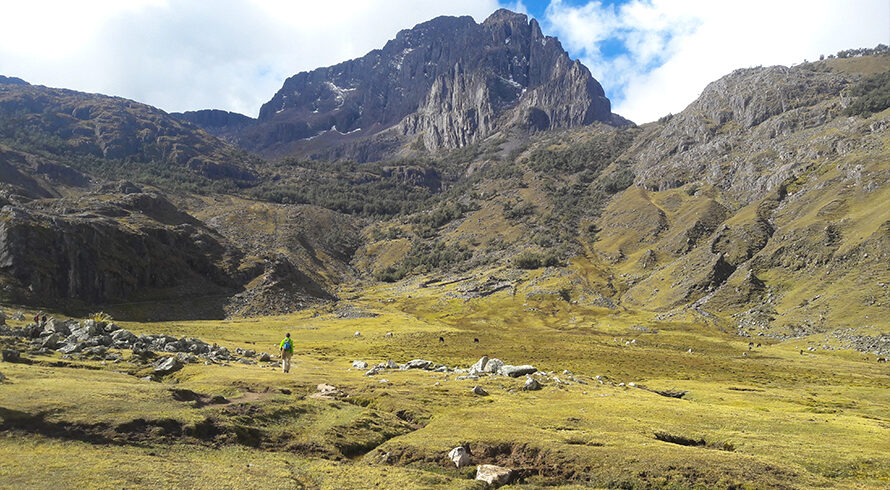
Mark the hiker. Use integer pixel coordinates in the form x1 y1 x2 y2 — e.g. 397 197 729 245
279 333 294 373
34 313 40 325
41 314 47 325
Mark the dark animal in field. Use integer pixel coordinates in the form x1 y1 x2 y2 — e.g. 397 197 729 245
473 338 479 343
439 336 444 343
878 357 887 363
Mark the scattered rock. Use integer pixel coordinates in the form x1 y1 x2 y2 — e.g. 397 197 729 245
353 331 361 337
522 376 542 391
475 464 513 486
352 360 369 369
499 364 537 377
472 385 489 396
258 352 271 362
0 371 4 382
11 312 24 321
153 356 184 375
365 367 380 376
448 446 471 468
384 332 393 338
2 349 21 363
456 375 480 381
383 359 399 369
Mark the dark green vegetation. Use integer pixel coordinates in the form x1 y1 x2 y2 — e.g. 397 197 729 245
844 69 890 116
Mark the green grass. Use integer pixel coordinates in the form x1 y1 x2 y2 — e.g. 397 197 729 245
2 288 889 488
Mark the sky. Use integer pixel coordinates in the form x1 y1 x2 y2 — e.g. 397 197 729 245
0 1 887 124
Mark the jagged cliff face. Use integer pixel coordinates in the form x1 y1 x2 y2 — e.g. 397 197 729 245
234 9 614 154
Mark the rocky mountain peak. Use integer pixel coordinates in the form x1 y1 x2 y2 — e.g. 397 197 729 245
229 9 620 157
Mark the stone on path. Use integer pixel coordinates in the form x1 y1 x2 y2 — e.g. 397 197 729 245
475 464 513 486
448 446 471 468
311 383 346 400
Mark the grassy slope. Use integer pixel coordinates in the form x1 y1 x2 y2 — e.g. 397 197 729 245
2 282 889 488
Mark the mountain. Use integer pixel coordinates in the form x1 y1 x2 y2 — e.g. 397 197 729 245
0 9 887 339
179 9 624 160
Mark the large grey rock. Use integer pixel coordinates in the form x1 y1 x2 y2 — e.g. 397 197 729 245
484 358 504 374
58 343 83 354
111 329 137 345
40 333 61 350
472 385 489 396
499 364 537 377
42 319 72 337
258 352 271 362
476 464 513 486
448 446 471 468
405 359 433 370
352 360 369 369
1 349 21 363
154 356 184 375
82 346 108 357
469 355 489 375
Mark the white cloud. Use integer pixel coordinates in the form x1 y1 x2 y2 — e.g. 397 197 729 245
543 0 890 124
0 0 502 116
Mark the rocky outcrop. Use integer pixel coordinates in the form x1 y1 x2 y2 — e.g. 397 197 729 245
0 83 257 182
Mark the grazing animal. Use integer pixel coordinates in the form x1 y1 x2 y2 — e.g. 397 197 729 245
756 343 761 348
439 336 445 343
473 338 479 343
800 349 804 355
878 357 887 363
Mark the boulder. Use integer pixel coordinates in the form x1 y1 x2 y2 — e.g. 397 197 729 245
82 346 108 357
499 364 537 377
154 356 184 375
384 359 399 369
364 367 380 376
405 359 433 370
111 329 137 345
11 312 25 321
448 446 471 468
469 355 489 375
472 385 489 396
353 331 361 337
352 360 369 369
58 343 84 354
243 349 256 358
476 464 513 486
40 333 61 350
103 322 121 333
1 349 21 363
522 376 542 391
484 358 504 374
258 352 271 362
